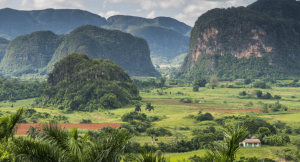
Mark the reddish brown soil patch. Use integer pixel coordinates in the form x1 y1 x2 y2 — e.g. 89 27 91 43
16 123 120 135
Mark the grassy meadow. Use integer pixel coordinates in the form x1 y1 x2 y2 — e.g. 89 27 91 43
1 81 300 161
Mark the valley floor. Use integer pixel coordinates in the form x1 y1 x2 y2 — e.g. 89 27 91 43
1 83 300 161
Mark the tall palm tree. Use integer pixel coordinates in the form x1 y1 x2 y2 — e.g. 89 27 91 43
204 125 248 162
145 103 154 120
135 104 141 115
0 107 24 140
26 126 40 139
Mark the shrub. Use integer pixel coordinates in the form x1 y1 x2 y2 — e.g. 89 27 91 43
273 95 281 99
193 85 199 92
196 113 213 121
239 91 247 96
80 119 92 124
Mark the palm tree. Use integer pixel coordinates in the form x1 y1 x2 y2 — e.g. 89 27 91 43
135 104 141 115
12 123 133 162
145 103 154 120
204 125 248 162
26 126 39 139
0 107 24 140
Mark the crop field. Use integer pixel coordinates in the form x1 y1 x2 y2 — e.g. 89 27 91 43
1 81 300 161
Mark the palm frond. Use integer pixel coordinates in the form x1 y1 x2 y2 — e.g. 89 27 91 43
13 137 64 162
0 107 24 140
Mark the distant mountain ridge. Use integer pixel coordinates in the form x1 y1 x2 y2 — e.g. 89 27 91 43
0 25 160 77
0 8 107 40
0 9 191 65
179 0 300 80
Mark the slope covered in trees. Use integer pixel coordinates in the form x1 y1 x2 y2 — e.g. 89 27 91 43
0 25 160 77
0 37 9 61
179 0 300 80
36 53 141 111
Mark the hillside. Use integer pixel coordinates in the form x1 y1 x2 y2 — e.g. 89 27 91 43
0 31 64 76
0 37 9 62
179 0 300 80
0 8 107 39
37 53 141 111
128 25 189 59
0 25 160 77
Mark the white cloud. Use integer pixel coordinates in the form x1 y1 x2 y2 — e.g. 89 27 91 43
98 10 121 19
133 9 142 13
158 0 186 9
140 1 158 10
146 10 156 18
103 0 107 8
19 0 87 10
0 0 9 8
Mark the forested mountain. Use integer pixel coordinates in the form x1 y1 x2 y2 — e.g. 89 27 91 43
0 25 160 77
0 37 9 61
0 9 191 65
179 0 300 81
128 25 189 59
0 8 108 40
36 53 141 111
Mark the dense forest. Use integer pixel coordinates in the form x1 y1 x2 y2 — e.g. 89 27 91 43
35 53 141 111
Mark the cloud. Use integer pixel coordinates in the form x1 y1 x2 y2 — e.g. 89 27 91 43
19 0 87 10
103 0 107 8
98 10 121 19
133 9 142 13
0 0 9 8
146 10 156 18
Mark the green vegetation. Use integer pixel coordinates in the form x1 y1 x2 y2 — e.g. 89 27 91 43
0 25 160 78
36 53 141 111
180 0 300 80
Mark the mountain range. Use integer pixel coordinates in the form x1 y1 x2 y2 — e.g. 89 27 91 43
0 8 191 64
0 25 160 77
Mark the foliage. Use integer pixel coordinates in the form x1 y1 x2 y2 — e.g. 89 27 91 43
193 78 207 87
36 53 141 111
0 76 46 102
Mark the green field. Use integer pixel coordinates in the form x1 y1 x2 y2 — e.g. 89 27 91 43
1 82 300 161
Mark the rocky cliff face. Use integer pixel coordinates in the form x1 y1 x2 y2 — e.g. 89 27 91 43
180 0 300 79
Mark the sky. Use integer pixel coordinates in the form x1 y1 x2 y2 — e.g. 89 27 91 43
0 0 258 26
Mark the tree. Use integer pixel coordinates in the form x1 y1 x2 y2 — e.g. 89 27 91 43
193 78 207 87
135 104 142 115
257 127 271 142
146 128 159 145
244 79 252 84
26 126 40 139
293 140 300 155
204 125 248 162
0 107 24 140
159 77 165 88
193 85 199 92
145 103 154 120
256 90 262 98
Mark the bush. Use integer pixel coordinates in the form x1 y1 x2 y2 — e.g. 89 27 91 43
180 98 192 103
273 95 281 99
193 85 199 92
239 91 247 96
80 119 92 124
196 113 214 121
256 90 262 98
253 82 267 89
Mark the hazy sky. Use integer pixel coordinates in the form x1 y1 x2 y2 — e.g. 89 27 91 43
0 0 257 26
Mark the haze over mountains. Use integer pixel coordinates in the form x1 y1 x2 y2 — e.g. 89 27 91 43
179 0 300 80
0 8 191 66
0 25 160 77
